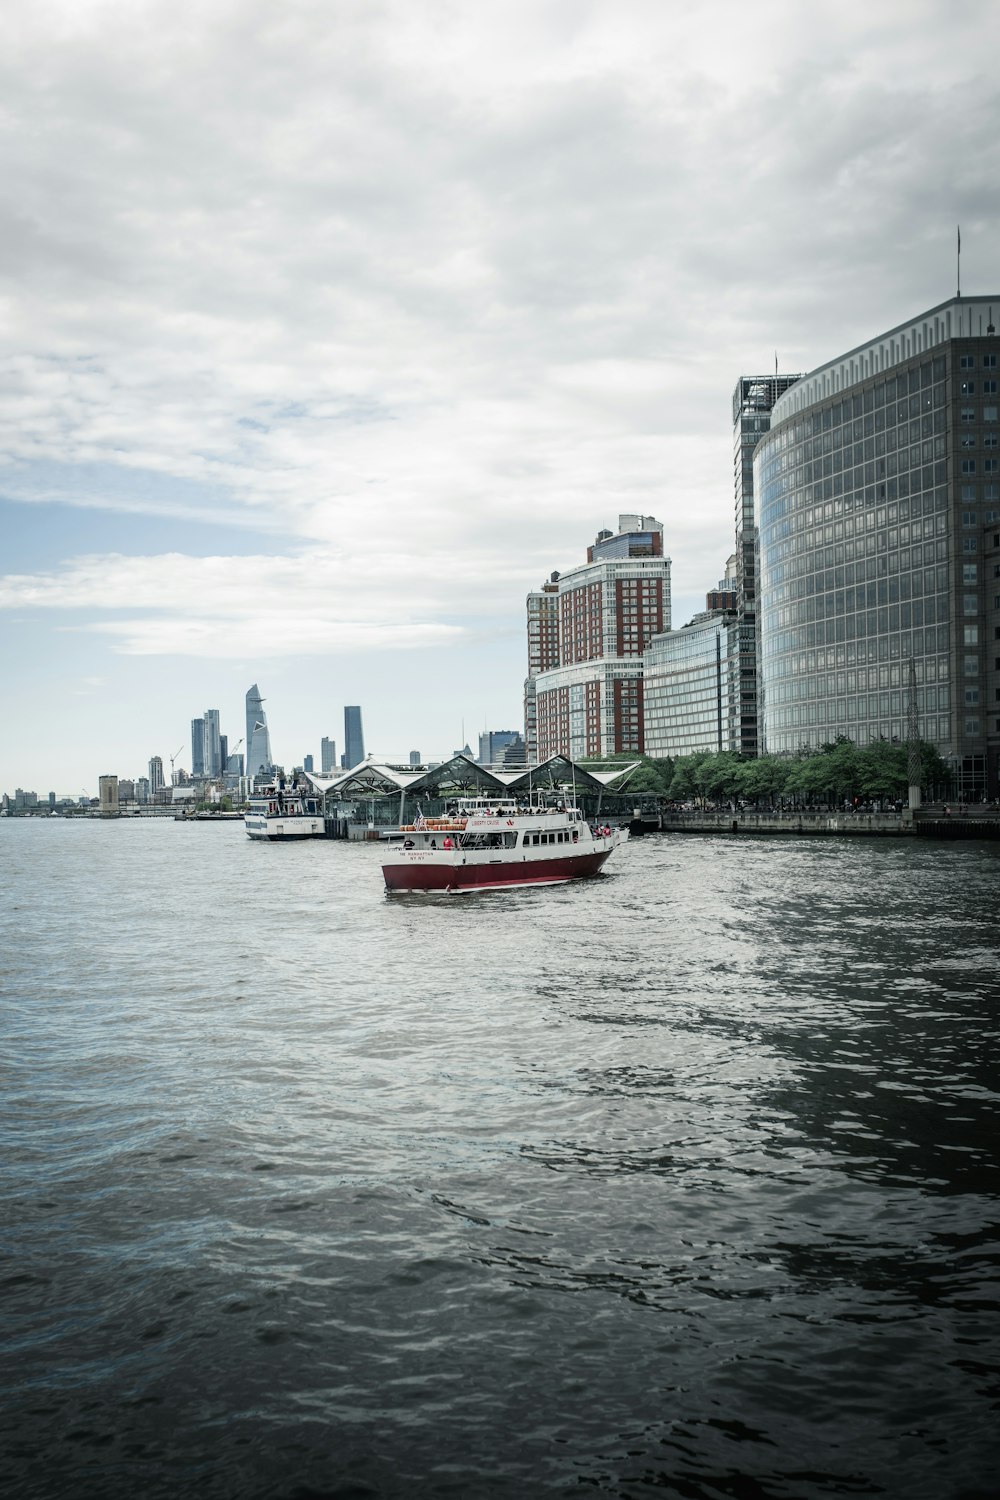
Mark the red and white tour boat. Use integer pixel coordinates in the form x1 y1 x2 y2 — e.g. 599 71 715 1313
381 797 628 893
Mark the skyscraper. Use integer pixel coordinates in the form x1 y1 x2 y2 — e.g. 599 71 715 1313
245 684 273 778
343 706 365 768
191 717 205 777
754 295 1000 799
320 737 336 774
203 709 222 778
148 755 164 795
732 373 802 756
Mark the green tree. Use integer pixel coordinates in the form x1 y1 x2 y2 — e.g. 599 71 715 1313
856 740 907 801
736 755 788 806
667 754 707 801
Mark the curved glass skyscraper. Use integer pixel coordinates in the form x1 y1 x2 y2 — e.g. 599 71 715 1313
755 297 1000 799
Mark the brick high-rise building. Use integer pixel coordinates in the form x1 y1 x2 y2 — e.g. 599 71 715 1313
526 515 672 760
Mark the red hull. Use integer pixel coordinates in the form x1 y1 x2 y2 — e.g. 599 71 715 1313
383 848 613 892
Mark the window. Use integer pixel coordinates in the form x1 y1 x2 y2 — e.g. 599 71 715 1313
962 510 978 525
984 407 998 422
960 406 976 423
963 565 978 584
985 380 998 394
986 434 998 448
964 593 979 613
961 381 977 395
965 655 979 675
965 717 980 734
987 459 999 473
962 459 977 474
961 434 977 448
963 537 978 553
960 354 975 369
985 354 998 369
965 688 980 705
964 625 979 644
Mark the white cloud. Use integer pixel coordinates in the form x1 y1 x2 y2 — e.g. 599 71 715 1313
2 0 1000 784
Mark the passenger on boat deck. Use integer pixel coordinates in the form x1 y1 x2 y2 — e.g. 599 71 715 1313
402 838 414 849
442 836 454 849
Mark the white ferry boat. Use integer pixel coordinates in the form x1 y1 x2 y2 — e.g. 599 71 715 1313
245 776 325 841
382 797 628 893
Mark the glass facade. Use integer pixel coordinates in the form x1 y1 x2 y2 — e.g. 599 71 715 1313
344 705 365 769
245 685 272 779
643 614 741 758
756 300 1000 797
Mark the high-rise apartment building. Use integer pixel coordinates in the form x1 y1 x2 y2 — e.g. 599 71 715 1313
527 515 671 759
524 574 561 760
203 709 222 779
245 684 273 779
343 706 365 769
732 374 802 756
755 295 1000 798
191 717 205 777
148 755 164 795
321 737 337 774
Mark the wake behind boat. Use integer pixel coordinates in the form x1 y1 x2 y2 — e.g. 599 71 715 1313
382 797 628 893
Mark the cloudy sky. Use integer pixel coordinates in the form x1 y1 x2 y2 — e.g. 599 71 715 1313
3 0 999 792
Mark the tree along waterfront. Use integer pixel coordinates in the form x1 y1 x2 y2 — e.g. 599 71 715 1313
583 737 955 811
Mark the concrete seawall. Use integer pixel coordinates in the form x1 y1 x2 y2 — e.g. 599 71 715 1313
633 810 1000 840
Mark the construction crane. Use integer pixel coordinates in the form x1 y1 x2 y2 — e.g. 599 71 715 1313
168 745 184 782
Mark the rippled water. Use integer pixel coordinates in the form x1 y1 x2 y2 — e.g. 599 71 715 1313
2 820 998 1499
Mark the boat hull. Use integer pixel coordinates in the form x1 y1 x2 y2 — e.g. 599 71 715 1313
245 816 325 840
382 847 614 892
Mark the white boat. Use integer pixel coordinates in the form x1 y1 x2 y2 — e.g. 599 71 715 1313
245 776 325 840
382 797 628 893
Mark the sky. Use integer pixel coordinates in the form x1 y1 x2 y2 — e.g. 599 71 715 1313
3 0 1000 794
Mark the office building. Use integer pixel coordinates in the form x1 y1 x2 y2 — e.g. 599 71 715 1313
644 608 742 759
478 729 524 767
303 754 314 773
733 374 803 756
321 737 337 774
246 684 273 779
409 750 422 767
244 681 271 774
528 516 671 759
343 706 365 769
754 295 1000 798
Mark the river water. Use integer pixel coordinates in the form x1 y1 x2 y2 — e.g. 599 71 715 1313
1 820 998 1499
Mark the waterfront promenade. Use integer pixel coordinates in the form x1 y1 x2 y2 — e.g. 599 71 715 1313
635 805 1000 839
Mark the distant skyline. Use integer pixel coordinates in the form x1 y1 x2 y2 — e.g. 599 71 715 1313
3 0 1000 790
